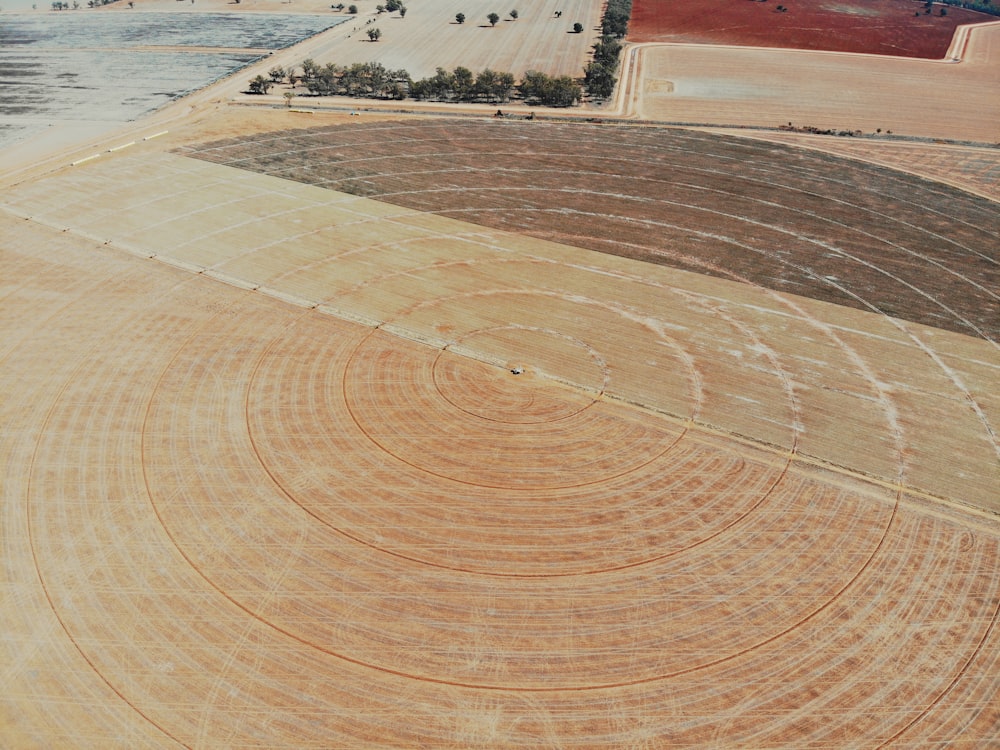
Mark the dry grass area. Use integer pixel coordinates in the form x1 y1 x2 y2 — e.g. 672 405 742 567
1 135 998 745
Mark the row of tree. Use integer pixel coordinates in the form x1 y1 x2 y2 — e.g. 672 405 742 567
255 61 583 107
584 36 620 100
297 59 409 98
51 0 120 8
936 0 998 16
409 66 516 103
517 70 582 107
582 0 631 100
249 0 630 107
601 0 631 38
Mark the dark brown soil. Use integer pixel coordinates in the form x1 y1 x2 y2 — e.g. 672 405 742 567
628 0 993 59
180 120 999 341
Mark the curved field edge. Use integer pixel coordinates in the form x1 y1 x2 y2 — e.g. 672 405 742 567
180 119 1000 342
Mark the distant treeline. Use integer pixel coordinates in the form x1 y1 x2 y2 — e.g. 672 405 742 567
51 0 119 8
937 0 1000 16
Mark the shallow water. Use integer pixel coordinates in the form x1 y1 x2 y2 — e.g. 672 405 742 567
0 12 342 149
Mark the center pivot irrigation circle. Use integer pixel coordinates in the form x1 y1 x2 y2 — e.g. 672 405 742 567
431 326 607 424
342 325 680 492
238 302 798 578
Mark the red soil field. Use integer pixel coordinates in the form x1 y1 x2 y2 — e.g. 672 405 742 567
628 0 993 58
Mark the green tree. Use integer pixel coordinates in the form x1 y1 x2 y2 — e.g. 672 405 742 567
248 75 273 95
453 66 475 100
546 75 582 107
493 71 515 102
509 9 518 19
399 5 406 16
367 27 382 41
573 22 583 33
519 70 581 107
474 68 514 103
584 61 615 99
455 12 465 23
268 66 286 83
301 58 320 83
386 68 411 99
308 62 341 95
601 0 631 38
487 12 500 26
592 35 622 67
473 68 497 101
410 67 456 100
348 4 357 12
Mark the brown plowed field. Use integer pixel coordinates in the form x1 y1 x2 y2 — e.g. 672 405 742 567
2 114 998 746
629 0 994 58
181 120 1000 342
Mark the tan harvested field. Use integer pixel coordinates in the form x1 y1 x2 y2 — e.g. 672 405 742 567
2 0 1000 746
111 0 604 82
627 21 1000 143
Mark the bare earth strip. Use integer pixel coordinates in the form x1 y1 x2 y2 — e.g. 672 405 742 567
1 141 998 745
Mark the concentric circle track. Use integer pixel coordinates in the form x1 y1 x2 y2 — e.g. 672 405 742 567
2 120 998 747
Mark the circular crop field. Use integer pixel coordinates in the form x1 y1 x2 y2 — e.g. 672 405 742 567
3 116 998 747
182 119 999 342
627 0 994 58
